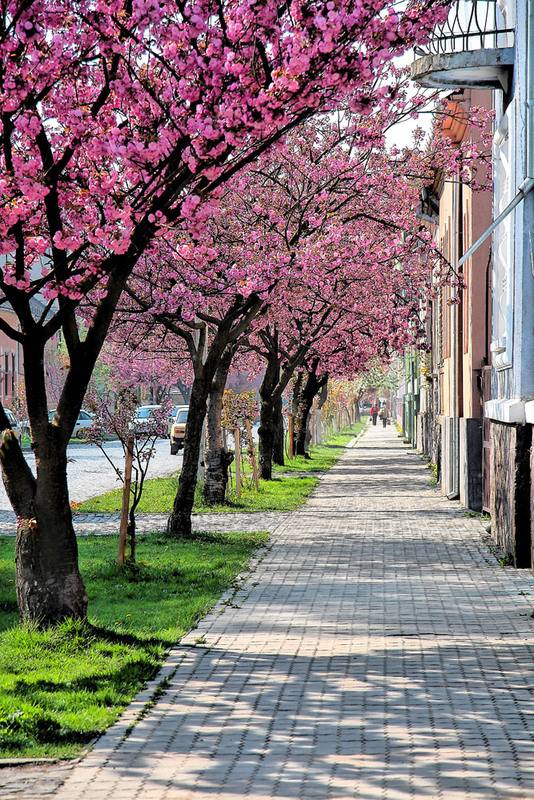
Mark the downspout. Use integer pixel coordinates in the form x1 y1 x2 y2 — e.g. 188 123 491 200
527 0 534 182
457 170 464 421
458 0 534 269
458 181 534 268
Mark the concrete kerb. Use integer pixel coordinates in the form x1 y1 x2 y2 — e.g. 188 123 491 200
347 419 370 448
0 759 61 768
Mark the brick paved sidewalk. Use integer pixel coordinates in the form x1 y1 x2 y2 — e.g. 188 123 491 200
4 424 534 799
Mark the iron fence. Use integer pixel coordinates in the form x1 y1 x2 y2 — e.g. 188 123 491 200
415 0 514 56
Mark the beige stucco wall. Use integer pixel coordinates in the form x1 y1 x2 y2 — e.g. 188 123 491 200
435 88 492 423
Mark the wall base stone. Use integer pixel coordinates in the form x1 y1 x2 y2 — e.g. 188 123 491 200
490 421 532 568
459 418 483 512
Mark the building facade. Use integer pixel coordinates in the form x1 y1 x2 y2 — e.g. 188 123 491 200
0 307 23 411
412 0 534 566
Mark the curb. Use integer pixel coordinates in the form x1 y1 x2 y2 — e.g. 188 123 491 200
346 424 368 448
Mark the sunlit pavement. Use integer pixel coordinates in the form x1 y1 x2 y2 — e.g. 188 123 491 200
4 424 534 799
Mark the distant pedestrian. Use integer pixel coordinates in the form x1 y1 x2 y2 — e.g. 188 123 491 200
379 406 388 427
370 405 378 426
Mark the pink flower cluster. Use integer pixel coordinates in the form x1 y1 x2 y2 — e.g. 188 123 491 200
0 0 452 307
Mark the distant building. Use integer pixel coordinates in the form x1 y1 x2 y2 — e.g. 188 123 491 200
0 305 23 410
0 296 62 414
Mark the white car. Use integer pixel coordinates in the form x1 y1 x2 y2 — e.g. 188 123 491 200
48 409 97 439
2 408 21 439
130 405 167 437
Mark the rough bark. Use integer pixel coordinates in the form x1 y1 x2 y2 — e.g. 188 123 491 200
291 372 304 435
257 333 312 478
258 367 291 474
2 258 139 625
1 394 88 627
256 311 336 478
294 363 328 456
203 345 235 505
167 356 215 538
14 436 88 625
272 395 285 466
258 352 281 480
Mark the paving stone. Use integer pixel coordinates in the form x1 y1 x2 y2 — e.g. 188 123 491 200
3 425 534 799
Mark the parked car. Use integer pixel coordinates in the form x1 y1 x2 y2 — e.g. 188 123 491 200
167 405 181 438
48 409 97 439
130 405 167 438
2 408 21 439
170 406 189 454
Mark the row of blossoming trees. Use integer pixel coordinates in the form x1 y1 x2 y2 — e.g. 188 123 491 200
0 0 491 626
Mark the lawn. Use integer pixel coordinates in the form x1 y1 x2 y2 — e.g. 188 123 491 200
0 529 268 759
76 423 365 514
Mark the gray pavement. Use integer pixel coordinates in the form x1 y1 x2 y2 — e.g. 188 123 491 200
6 511 289 538
3 424 534 799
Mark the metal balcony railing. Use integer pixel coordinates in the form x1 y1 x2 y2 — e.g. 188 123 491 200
415 0 515 56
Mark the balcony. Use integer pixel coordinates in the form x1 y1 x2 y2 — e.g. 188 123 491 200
411 0 514 90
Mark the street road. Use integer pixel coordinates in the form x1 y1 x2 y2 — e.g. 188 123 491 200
0 438 181 511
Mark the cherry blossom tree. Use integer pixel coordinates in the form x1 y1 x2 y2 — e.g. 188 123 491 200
251 289 409 478
86 390 170 562
94 338 187 403
0 0 455 624
291 359 330 456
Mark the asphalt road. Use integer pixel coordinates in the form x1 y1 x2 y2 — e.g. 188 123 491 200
0 438 182 511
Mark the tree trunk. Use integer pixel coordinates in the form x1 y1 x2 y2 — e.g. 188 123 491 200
294 365 328 456
3 428 88 626
257 324 315 479
167 362 212 538
272 395 285 466
168 295 263 536
1 334 91 626
175 378 191 403
203 346 235 505
258 353 281 480
258 375 288 473
290 371 303 455
258 356 309 477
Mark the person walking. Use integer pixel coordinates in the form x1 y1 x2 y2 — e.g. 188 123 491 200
370 404 378 426
379 405 388 427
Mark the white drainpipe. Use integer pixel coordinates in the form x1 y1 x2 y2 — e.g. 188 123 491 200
526 0 534 180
